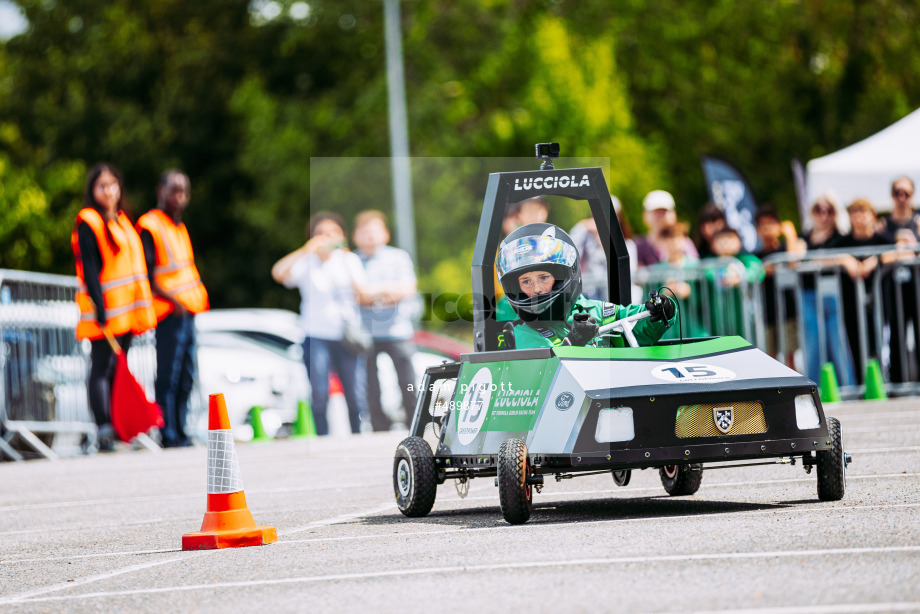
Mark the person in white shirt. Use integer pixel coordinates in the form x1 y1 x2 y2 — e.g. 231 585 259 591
353 210 419 431
272 212 368 435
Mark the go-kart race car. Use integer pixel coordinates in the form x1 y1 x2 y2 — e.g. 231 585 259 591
393 146 850 525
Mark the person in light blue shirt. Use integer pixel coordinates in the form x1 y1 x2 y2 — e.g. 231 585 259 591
353 210 419 431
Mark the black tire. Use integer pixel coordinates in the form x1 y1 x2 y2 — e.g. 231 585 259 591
817 416 846 501
659 464 703 496
612 469 631 487
393 436 438 517
498 438 532 525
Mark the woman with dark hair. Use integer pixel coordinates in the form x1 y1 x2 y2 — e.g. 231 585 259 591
695 202 727 260
800 193 855 388
272 212 368 435
71 163 156 451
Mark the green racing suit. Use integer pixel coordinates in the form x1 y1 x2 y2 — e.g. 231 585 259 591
501 294 677 349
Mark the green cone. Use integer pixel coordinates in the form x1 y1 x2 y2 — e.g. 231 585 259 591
248 405 272 442
291 399 316 439
863 358 888 400
819 362 841 403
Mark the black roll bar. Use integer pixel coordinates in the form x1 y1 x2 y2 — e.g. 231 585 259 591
470 166 631 352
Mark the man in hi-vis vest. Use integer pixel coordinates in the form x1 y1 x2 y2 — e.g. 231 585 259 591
137 170 209 448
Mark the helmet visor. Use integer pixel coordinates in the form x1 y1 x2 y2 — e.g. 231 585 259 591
498 236 578 278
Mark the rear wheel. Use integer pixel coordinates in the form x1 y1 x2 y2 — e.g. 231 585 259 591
817 417 846 501
659 464 703 496
612 469 631 487
498 438 532 525
393 437 438 517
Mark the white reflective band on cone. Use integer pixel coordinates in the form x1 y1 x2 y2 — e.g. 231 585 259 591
207 429 244 494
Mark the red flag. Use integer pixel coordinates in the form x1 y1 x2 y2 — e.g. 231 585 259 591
110 350 164 442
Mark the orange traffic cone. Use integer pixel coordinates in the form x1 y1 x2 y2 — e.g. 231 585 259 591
182 393 277 550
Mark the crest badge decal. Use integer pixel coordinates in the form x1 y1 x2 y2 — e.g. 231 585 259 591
713 406 734 434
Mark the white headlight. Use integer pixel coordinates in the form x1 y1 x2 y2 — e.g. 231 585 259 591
595 407 635 443
795 394 821 430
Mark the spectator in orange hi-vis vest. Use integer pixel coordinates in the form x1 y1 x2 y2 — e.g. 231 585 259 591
137 170 209 448
72 163 156 452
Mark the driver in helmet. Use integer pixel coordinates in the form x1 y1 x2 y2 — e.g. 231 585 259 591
497 223 676 349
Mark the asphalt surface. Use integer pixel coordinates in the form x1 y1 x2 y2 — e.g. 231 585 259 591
1 398 918 614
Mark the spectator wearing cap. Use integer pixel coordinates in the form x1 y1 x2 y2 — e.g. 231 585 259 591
634 190 699 267
569 195 642 302
880 176 919 242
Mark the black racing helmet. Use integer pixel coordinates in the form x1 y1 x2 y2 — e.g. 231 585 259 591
498 223 582 321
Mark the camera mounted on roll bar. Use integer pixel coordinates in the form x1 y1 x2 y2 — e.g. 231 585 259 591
535 142 560 170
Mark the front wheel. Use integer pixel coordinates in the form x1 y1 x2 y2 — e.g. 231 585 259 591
498 438 533 525
393 437 438 517
817 417 846 501
659 464 703 496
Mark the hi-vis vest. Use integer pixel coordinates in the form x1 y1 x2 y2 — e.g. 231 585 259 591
72 208 157 341
136 209 209 321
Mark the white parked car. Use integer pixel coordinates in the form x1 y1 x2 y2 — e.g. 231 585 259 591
192 309 470 440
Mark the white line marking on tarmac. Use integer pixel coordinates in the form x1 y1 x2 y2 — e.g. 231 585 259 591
0 551 207 605
0 442 913 514
661 603 920 614
5 499 920 566
847 445 920 453
11 546 920 604
278 501 396 536
0 482 380 513
0 517 181 537
2 548 181 565
835 410 920 420
451 472 920 502
2 473 915 540
277 501 920 546
845 424 920 432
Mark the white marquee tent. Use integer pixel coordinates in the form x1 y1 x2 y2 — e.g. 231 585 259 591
807 107 920 214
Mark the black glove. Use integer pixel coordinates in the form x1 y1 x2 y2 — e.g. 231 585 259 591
565 313 599 347
645 291 675 323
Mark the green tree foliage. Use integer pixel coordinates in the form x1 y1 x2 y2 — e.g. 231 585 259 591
613 0 920 218
0 149 84 271
0 0 254 301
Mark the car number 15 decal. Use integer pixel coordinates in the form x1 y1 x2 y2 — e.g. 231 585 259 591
651 362 737 384
457 367 493 445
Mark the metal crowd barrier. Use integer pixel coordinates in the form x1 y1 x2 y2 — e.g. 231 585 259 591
633 247 920 401
0 269 157 461
635 257 766 346
763 245 920 400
